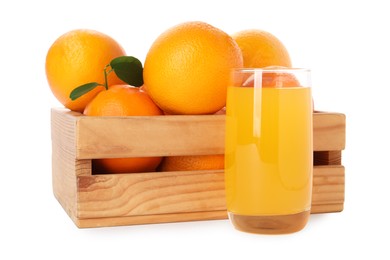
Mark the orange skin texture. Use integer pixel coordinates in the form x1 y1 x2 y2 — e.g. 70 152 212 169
232 29 292 68
143 21 243 115
46 29 126 112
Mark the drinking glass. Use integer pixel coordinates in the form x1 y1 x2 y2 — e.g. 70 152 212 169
225 68 313 234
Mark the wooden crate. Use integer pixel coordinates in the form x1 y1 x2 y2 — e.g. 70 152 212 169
51 108 346 228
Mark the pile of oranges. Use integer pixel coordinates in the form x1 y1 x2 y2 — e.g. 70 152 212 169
45 21 292 174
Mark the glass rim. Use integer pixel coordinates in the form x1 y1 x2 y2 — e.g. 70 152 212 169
232 67 311 73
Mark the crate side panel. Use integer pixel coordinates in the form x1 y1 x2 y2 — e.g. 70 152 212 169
75 112 345 159
312 165 345 206
76 115 225 159
311 204 344 213
77 170 226 219
313 112 346 151
77 165 344 220
51 108 82 159
76 210 228 228
51 109 80 222
51 109 346 227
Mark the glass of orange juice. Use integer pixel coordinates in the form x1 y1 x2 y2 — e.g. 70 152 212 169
225 68 313 234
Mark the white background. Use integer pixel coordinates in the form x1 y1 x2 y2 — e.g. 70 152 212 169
1 0 389 259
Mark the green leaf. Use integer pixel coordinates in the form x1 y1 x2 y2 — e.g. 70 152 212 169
69 82 102 101
110 56 144 87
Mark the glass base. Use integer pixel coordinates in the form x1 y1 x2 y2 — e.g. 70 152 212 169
228 210 310 235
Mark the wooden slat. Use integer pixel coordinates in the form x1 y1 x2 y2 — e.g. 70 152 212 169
77 114 225 159
313 112 346 151
51 109 78 222
312 165 345 207
77 170 226 219
54 108 346 159
76 210 228 228
76 166 344 222
311 204 343 214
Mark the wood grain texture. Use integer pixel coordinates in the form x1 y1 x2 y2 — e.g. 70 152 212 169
62 109 346 159
51 108 346 228
312 165 345 213
313 112 346 151
77 170 226 219
51 109 78 222
74 166 344 226
76 210 228 228
77 115 225 159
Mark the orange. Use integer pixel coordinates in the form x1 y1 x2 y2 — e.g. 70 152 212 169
232 29 292 68
46 29 126 112
84 85 164 174
262 72 300 88
159 155 224 172
243 67 300 88
143 21 243 115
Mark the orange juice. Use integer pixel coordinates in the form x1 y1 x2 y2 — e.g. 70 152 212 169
225 77 312 234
